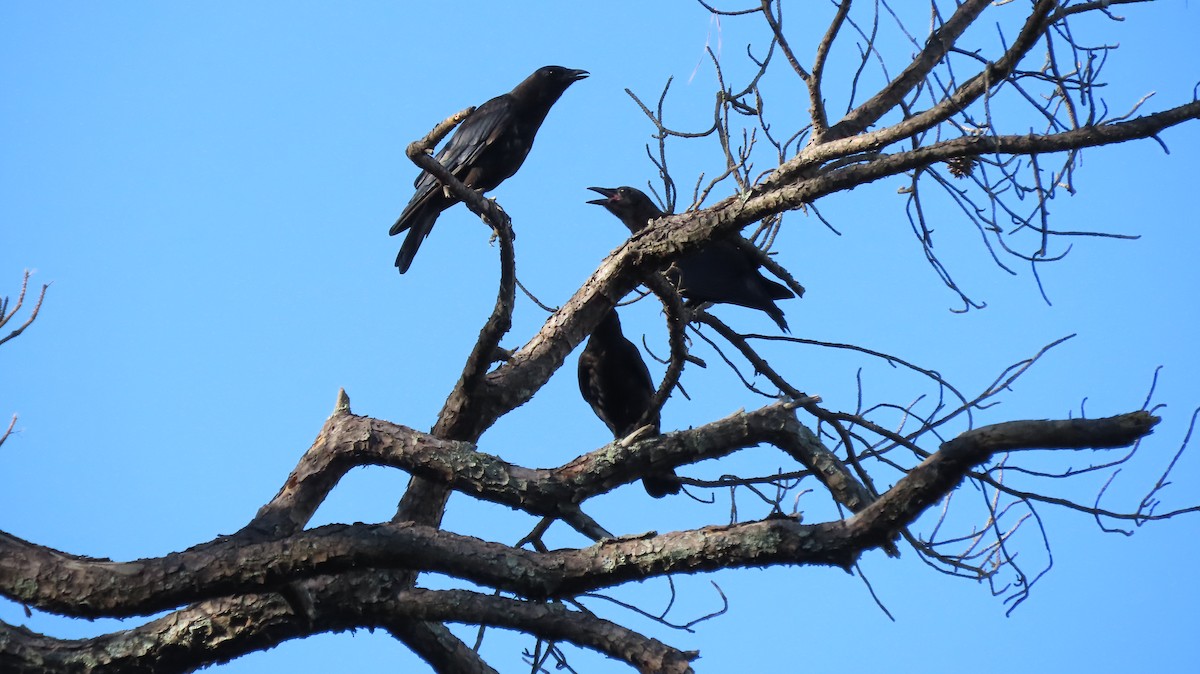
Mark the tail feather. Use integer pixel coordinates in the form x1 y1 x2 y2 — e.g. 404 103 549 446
389 216 407 237
766 304 790 333
391 188 452 273
389 200 421 236
394 211 437 273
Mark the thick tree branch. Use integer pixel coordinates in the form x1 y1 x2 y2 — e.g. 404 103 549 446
247 401 838 530
1 413 1156 621
0 585 694 674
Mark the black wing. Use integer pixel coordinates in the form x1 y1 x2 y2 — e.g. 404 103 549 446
390 94 514 238
675 239 793 332
388 96 515 272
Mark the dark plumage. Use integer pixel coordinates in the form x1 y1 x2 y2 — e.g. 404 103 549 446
577 309 681 498
390 66 589 273
587 186 794 331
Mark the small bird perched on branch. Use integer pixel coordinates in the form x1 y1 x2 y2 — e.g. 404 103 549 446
389 65 589 273
588 186 795 331
578 309 681 498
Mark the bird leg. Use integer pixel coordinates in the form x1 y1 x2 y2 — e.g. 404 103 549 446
484 197 514 243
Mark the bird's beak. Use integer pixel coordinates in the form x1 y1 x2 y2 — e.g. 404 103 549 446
586 186 616 205
568 69 590 82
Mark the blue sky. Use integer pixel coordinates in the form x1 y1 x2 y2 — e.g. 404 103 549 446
2 3 1198 672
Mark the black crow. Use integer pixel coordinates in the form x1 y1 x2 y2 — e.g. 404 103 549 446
578 309 681 498
587 186 794 331
390 66 589 273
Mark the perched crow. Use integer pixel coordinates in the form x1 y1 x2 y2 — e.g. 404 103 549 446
578 309 681 498
587 186 794 331
390 66 589 273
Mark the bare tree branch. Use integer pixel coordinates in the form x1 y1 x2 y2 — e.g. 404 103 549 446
0 271 49 348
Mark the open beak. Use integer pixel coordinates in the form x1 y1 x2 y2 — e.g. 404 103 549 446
586 186 616 206
568 69 590 82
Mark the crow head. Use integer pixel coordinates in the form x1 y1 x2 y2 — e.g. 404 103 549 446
586 186 664 234
516 66 589 105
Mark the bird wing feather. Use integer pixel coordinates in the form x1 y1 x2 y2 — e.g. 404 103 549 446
414 95 512 191
390 96 513 239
